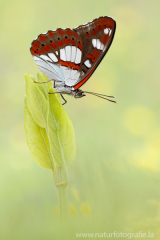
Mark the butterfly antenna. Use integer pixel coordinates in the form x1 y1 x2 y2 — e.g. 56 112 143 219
82 91 118 104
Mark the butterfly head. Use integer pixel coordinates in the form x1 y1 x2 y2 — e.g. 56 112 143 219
74 89 86 99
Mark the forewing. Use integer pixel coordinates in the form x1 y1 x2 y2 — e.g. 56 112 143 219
73 16 116 89
30 16 116 89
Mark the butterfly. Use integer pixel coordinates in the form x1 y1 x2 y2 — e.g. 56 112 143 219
30 16 117 104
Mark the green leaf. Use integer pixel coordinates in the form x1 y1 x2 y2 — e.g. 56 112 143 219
24 73 75 170
36 73 49 100
25 74 48 128
47 88 76 166
42 74 53 90
24 96 53 169
36 73 61 104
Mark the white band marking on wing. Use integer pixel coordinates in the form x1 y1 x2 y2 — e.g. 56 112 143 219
40 55 51 61
71 46 76 62
84 60 91 68
92 39 97 48
48 53 58 62
65 46 71 62
75 48 82 64
92 39 105 50
60 49 66 61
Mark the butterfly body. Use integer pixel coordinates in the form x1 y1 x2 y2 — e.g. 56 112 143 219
30 16 116 103
53 82 85 99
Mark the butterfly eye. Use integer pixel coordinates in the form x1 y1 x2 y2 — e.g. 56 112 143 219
58 38 60 40
78 41 80 43
72 38 74 40
50 40 52 43
42 44 44 46
86 32 88 34
36 49 38 50
65 36 68 39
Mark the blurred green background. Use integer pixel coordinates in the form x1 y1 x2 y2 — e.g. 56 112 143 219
1 0 160 239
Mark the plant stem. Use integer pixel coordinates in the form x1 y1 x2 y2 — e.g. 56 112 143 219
58 182 68 221
55 166 68 222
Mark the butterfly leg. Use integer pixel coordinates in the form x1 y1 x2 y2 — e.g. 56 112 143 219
61 94 67 105
48 92 68 105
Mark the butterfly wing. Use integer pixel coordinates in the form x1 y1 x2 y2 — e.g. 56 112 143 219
30 16 116 89
73 16 116 90
30 28 84 86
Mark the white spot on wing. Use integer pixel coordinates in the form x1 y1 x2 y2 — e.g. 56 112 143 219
65 46 71 62
84 60 91 68
75 48 82 64
104 28 109 34
97 39 105 50
71 46 76 62
92 39 97 48
60 49 66 61
48 53 58 62
109 29 112 35
97 40 101 50
92 39 104 50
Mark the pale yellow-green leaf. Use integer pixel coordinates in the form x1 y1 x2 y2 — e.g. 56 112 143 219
24 97 53 169
30 74 49 99
36 73 49 100
47 88 76 166
24 73 75 170
30 75 36 82
42 74 53 90
25 74 48 128
36 73 61 103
